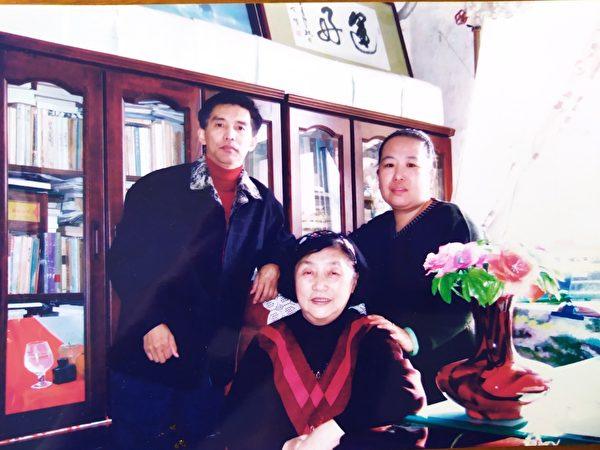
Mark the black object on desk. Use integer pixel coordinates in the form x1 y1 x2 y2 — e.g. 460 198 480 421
52 358 76 384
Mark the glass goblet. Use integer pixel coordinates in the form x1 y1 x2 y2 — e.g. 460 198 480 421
24 341 54 389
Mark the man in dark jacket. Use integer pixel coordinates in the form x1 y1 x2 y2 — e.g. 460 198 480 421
108 91 295 450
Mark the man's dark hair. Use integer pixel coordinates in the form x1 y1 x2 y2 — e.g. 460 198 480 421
378 128 435 163
198 91 263 136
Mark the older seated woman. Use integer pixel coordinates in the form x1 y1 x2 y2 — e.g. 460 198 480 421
218 231 426 450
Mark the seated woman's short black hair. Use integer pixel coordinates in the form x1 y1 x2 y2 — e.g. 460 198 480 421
279 230 369 305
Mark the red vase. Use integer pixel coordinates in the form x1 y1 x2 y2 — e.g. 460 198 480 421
436 295 552 420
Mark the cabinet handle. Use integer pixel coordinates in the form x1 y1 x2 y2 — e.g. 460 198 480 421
93 222 100 258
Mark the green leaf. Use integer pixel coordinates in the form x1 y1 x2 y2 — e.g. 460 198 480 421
461 277 472 302
539 271 561 299
431 276 441 295
464 272 487 307
487 279 504 305
440 272 460 304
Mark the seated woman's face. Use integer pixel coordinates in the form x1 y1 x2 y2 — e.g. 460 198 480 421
294 246 358 326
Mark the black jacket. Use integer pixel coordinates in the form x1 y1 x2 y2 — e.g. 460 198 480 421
350 200 480 402
108 159 295 387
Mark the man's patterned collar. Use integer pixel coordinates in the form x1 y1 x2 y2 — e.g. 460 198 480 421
189 155 262 204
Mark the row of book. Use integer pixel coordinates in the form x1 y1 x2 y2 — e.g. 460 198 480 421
7 103 83 171
8 232 83 294
124 118 184 177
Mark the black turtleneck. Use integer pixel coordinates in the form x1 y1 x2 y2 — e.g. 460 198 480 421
217 309 425 450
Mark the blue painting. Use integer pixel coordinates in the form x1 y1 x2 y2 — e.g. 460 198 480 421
146 4 254 35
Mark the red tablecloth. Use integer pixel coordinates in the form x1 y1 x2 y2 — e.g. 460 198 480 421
5 317 85 415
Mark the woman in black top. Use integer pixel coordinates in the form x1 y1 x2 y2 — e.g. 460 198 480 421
350 129 480 402
218 231 425 450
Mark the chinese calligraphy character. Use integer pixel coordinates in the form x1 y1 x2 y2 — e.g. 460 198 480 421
298 6 312 43
317 7 342 45
349 11 377 54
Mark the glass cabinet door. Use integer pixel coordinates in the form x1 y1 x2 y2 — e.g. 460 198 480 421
122 100 186 194
203 89 283 202
289 108 352 236
0 50 105 438
105 72 200 341
353 121 452 228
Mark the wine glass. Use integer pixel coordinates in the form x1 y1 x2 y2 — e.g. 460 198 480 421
24 341 54 389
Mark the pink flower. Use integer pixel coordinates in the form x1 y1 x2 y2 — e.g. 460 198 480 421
424 242 468 276
486 250 543 299
454 241 487 269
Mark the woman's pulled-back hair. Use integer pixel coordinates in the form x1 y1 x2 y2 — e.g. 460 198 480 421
279 230 369 305
378 128 435 163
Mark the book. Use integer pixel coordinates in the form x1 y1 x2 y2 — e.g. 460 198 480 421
7 86 36 105
61 238 68 293
29 237 40 293
8 178 52 190
35 82 83 104
42 232 61 293
59 225 83 238
8 105 17 164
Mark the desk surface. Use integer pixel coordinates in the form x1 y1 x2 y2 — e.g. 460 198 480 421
406 357 600 444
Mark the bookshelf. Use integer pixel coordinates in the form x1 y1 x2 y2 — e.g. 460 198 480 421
123 100 185 189
1 48 106 440
7 83 84 295
287 107 353 236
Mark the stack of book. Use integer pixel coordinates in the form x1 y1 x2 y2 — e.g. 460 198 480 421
53 177 84 226
123 102 184 177
7 83 83 171
8 232 83 294
7 234 40 294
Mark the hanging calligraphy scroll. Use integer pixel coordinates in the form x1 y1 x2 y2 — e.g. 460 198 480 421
260 3 411 76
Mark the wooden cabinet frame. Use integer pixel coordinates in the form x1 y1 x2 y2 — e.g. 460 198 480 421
0 49 106 439
286 105 352 236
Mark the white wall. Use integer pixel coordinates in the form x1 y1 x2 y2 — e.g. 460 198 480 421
401 2 475 194
0 4 446 125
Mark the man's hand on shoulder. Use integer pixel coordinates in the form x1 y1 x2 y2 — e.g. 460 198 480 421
143 323 179 364
250 263 280 304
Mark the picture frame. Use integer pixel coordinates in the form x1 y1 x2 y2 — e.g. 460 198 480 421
258 2 412 76
7 190 48 234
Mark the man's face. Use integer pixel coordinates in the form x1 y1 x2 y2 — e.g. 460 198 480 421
199 103 257 169
377 136 433 212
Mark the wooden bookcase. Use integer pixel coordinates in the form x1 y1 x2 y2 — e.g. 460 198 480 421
0 48 106 440
0 31 453 446
286 105 353 236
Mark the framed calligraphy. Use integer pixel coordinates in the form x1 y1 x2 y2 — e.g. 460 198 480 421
259 3 412 76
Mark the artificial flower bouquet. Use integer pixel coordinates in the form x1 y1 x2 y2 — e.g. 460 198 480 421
423 241 561 307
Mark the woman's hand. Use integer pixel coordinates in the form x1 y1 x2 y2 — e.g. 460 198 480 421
282 434 308 450
366 314 414 354
296 420 344 450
